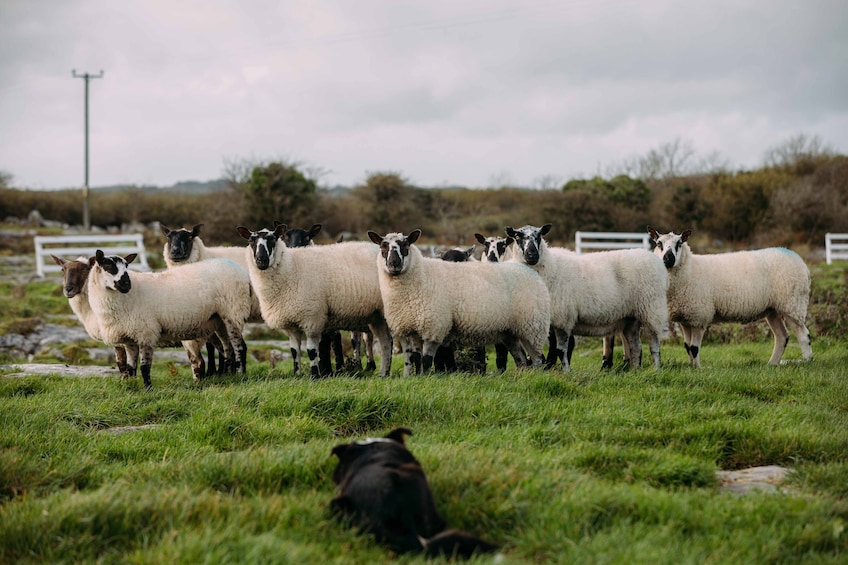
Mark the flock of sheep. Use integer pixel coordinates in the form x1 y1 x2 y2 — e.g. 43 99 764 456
51 221 813 387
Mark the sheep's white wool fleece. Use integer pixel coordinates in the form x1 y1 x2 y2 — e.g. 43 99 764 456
526 242 669 338
246 241 384 335
89 258 252 346
378 243 550 350
666 245 810 326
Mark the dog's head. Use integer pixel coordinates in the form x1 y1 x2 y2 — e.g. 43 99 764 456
330 427 415 486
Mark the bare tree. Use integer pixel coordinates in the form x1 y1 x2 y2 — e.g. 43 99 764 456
532 174 564 190
606 138 700 180
764 133 835 170
488 171 519 189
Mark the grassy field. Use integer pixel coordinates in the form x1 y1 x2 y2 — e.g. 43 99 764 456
1 334 847 564
1 261 846 563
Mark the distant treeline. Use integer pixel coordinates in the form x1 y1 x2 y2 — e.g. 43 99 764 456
3 139 846 251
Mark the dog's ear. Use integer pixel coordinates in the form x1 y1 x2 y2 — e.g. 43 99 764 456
385 427 413 444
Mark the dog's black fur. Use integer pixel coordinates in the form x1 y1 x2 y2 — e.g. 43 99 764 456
330 427 499 559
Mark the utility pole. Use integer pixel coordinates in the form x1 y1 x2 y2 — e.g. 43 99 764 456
72 69 104 231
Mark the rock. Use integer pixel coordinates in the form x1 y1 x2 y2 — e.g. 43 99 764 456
0 363 118 378
716 465 790 495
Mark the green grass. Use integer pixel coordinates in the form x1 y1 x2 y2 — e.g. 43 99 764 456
1 337 847 564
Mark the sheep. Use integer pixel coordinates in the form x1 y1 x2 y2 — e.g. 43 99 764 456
87 251 252 387
439 245 476 263
504 224 669 371
477 231 637 370
647 227 813 367
474 233 573 371
432 244 486 374
282 222 377 375
236 224 393 378
474 234 514 263
50 255 139 378
161 222 263 374
367 229 551 376
280 222 344 375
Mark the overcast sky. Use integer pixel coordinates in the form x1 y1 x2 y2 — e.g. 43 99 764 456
2 0 846 190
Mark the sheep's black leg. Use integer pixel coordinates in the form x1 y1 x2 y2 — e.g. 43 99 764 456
205 341 216 376
495 343 508 372
139 345 154 388
318 334 333 375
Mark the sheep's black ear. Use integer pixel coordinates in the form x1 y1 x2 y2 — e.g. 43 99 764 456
308 224 323 238
681 229 692 242
236 226 252 240
367 231 383 245
124 253 138 265
273 224 287 238
385 427 413 444
647 226 659 242
191 224 204 237
95 249 105 263
407 229 422 244
159 223 171 237
273 220 284 228
465 246 475 258
540 224 552 236
504 226 516 238
51 254 66 267
474 233 486 245
505 237 515 247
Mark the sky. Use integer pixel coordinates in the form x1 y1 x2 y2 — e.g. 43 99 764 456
2 0 847 190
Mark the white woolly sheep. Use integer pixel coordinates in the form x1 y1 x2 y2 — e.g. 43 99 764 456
236 224 393 378
505 224 669 371
474 232 569 370
432 243 487 374
88 251 252 387
161 222 269 374
51 255 139 378
647 227 813 367
283 222 376 375
476 231 638 370
367 229 551 376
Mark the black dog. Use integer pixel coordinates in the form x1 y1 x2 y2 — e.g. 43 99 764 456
330 427 499 559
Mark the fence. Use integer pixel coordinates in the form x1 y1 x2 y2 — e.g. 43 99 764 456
34 234 150 277
825 233 848 265
574 231 652 254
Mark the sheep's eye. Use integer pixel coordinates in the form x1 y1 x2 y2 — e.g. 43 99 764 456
657 242 663 250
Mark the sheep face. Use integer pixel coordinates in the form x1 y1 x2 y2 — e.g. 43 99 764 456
282 223 322 248
368 230 421 276
94 250 136 294
440 246 474 262
504 224 552 266
647 227 692 269
474 233 513 262
51 255 91 298
237 224 287 271
161 223 203 264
